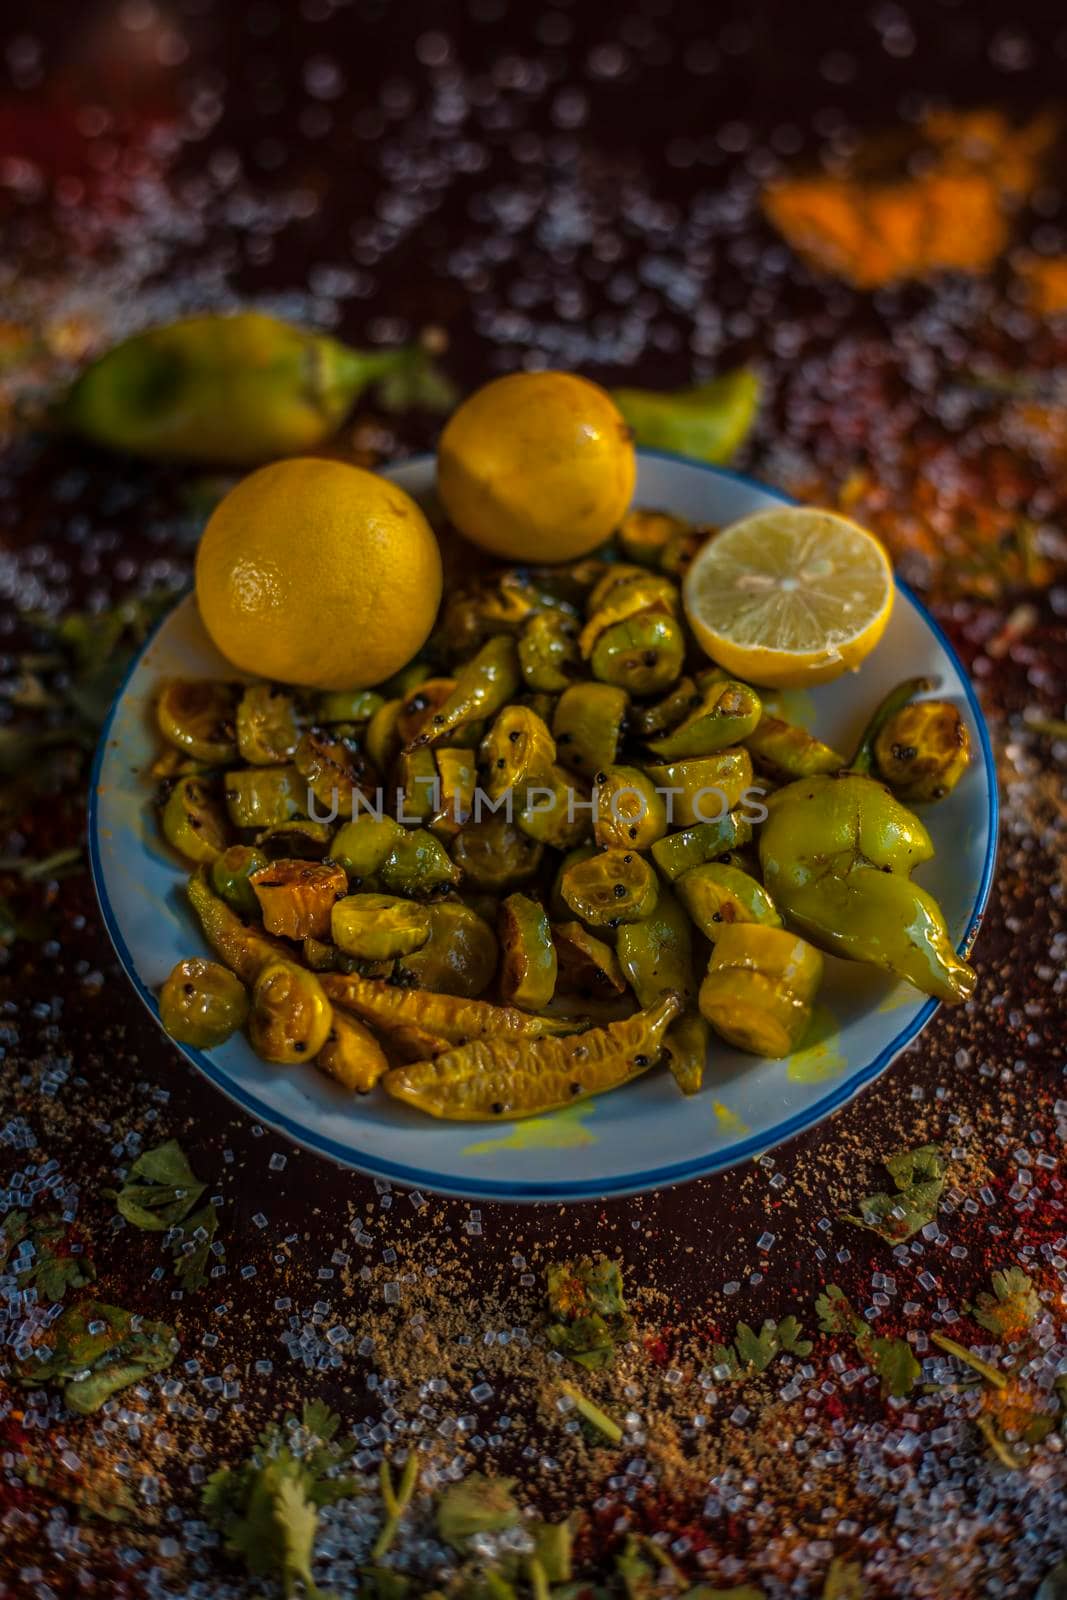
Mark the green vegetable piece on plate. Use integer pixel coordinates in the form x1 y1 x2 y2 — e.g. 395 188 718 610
553 682 628 781
642 748 754 828
497 892 557 1010
157 679 237 763
223 765 302 830
611 367 761 465
590 612 686 697
331 893 432 961
235 683 299 765
316 688 385 724
211 844 270 913
330 814 405 882
744 712 843 780
675 861 782 941
560 848 659 926
398 900 498 997
162 776 229 863
650 812 753 880
759 773 976 1003
594 765 668 850
646 677 761 759
451 814 542 891
517 609 581 692
407 636 520 748
378 829 461 896
159 957 249 1048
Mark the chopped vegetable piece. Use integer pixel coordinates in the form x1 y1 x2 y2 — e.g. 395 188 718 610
250 859 348 941
560 848 659 927
331 893 433 960
497 893 557 1010
321 972 580 1045
249 960 333 1064
382 992 681 1119
236 683 299 764
162 776 228 864
157 679 237 763
159 957 249 1048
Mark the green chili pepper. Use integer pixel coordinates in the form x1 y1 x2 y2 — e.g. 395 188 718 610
553 683 629 781
646 677 761 759
63 311 453 465
649 811 754 880
849 676 937 775
408 636 520 748
590 613 686 696
611 367 761 465
223 765 302 829
616 887 704 1094
759 773 976 1003
675 861 783 941
630 676 700 738
642 748 754 827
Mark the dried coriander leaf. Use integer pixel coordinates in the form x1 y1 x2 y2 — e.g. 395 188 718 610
171 1202 221 1292
545 1257 632 1371
842 1143 946 1243
815 1284 918 1398
16 1299 176 1413
108 1138 207 1231
970 1266 1042 1339
436 1472 520 1549
1 1211 95 1303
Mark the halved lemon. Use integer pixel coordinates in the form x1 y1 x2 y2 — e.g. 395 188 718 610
682 507 894 687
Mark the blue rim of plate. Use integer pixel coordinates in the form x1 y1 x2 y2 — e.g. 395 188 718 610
88 451 999 1202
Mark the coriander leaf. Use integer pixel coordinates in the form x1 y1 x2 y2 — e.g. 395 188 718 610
1 1212 95 1303
545 1258 632 1371
612 368 761 466
861 1333 920 1399
734 1321 778 1373
776 1315 814 1357
711 1341 740 1379
616 1534 658 1600
436 1473 520 1549
816 1286 917 1397
970 1266 1042 1339
171 1202 221 1292
815 1285 859 1337
108 1138 207 1231
274 1472 325 1600
842 1143 946 1244
16 1299 176 1413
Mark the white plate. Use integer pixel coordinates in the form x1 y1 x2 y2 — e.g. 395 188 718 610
89 452 997 1202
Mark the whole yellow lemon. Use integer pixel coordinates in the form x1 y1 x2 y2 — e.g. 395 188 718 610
195 457 442 690
437 371 636 562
